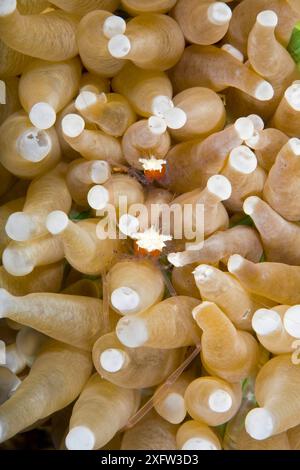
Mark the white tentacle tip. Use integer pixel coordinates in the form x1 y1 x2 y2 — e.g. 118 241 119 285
2 249 34 277
111 287 140 314
229 146 257 174
5 212 36 242
227 254 244 273
103 16 126 39
208 2 232 26
221 44 244 62
245 132 260 149
151 96 186 130
162 393 186 424
283 305 300 338
248 114 264 132
245 408 275 440
17 128 51 163
243 196 260 216
116 316 148 348
193 265 214 283
164 107 187 130
167 252 184 268
100 348 126 372
62 114 85 138
152 95 174 117
46 211 69 235
65 427 95 451
252 309 282 336
289 138 300 156
208 389 233 413
90 161 111 184
29 103 56 130
118 214 139 237
207 175 232 201
182 438 218 451
257 10 278 28
108 34 131 58
75 91 97 111
148 116 167 135
255 81 274 101
0 0 17 17
285 83 300 111
234 117 255 140
87 185 110 210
